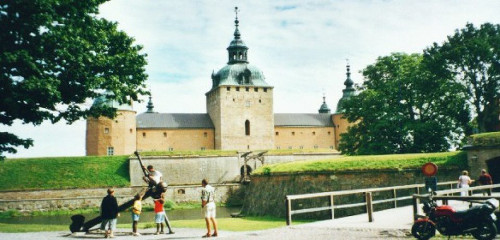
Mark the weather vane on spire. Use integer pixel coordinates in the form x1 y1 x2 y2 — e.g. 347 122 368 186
235 7 239 19
346 58 350 66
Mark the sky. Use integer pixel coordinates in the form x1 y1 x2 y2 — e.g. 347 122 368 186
4 0 500 158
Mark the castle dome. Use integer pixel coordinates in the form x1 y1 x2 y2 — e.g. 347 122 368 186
91 91 134 111
210 7 270 90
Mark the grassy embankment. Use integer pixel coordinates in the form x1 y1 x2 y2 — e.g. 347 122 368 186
253 151 468 175
469 131 500 147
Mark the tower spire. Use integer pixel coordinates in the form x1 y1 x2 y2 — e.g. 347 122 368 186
146 95 154 113
318 93 331 114
227 6 248 64
336 60 356 113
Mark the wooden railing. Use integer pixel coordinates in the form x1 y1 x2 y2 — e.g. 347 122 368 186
285 181 458 225
412 183 500 220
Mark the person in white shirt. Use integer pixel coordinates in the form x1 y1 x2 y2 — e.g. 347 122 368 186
201 179 218 238
143 165 163 185
458 170 472 196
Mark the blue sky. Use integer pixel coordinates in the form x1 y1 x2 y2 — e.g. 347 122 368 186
4 0 500 158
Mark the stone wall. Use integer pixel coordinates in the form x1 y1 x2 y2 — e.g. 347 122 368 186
274 127 335 150
136 128 215 152
129 153 341 186
241 167 461 218
0 184 239 212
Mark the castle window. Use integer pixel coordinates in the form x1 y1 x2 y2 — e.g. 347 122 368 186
254 88 258 92
312 131 316 135
142 132 146 137
227 87 230 91
177 189 185 194
201 147 206 150
204 132 208 137
236 87 240 91
259 99 262 103
300 146 304 149
107 147 114 156
328 131 331 135
163 132 167 137
169 147 174 151
245 87 249 92
276 146 281 150
288 146 292 149
330 146 334 149
129 128 133 133
233 98 235 102
245 120 250 136
292 132 295 136
264 88 268 92
104 128 109 134
314 145 318 149
275 132 279 136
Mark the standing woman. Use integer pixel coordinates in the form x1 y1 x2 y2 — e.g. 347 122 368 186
458 170 472 196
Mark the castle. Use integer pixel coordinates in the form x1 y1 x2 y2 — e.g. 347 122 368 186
85 11 355 156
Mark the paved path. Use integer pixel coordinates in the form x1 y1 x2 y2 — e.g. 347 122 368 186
1 200 497 240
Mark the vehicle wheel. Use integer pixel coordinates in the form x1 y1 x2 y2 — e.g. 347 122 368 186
472 221 497 240
411 221 436 240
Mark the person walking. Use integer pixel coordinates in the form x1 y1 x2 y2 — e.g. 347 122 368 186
478 169 493 196
100 188 119 238
201 179 218 238
458 170 472 197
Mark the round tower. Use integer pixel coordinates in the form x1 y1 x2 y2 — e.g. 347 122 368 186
86 92 137 156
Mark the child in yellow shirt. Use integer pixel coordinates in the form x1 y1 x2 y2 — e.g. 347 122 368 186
131 193 143 236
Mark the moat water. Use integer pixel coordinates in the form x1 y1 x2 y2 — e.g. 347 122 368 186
0 207 240 225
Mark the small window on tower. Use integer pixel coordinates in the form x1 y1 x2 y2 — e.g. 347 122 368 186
264 88 268 92
328 131 331 135
312 131 316 135
142 132 146 137
275 132 279 136
292 132 295 136
245 87 249 92
254 88 258 92
129 128 133 133
227 87 230 91
107 147 114 156
163 132 167 137
104 128 109 134
236 87 240 91
204 132 208 137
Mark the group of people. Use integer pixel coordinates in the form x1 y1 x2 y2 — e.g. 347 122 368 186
457 169 493 196
99 165 218 238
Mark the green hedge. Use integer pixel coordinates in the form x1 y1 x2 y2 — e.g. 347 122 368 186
0 156 130 191
253 151 467 175
470 131 500 147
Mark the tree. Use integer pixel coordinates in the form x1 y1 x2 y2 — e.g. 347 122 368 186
424 23 500 133
338 53 470 155
0 0 148 158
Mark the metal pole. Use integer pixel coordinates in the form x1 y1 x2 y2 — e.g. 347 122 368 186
393 189 397 208
286 197 292 226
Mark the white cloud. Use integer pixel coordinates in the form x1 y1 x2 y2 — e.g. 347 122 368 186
5 0 500 157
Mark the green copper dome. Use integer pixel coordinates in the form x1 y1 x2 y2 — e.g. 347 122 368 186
92 91 133 111
336 64 356 113
210 7 270 89
318 96 331 113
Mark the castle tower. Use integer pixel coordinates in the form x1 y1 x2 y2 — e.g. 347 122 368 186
333 62 356 149
206 7 274 150
85 92 137 156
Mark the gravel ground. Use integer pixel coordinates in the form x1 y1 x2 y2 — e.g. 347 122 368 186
0 227 412 240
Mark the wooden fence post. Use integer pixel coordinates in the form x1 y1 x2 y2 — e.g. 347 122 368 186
412 195 418 220
366 192 373 222
330 195 335 219
393 189 397 208
286 197 291 226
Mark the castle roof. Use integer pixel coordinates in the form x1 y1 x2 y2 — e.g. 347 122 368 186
274 113 334 127
136 113 214 129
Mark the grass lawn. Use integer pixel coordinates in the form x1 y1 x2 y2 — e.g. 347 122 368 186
0 216 303 233
0 156 130 191
470 131 500 147
253 151 467 175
